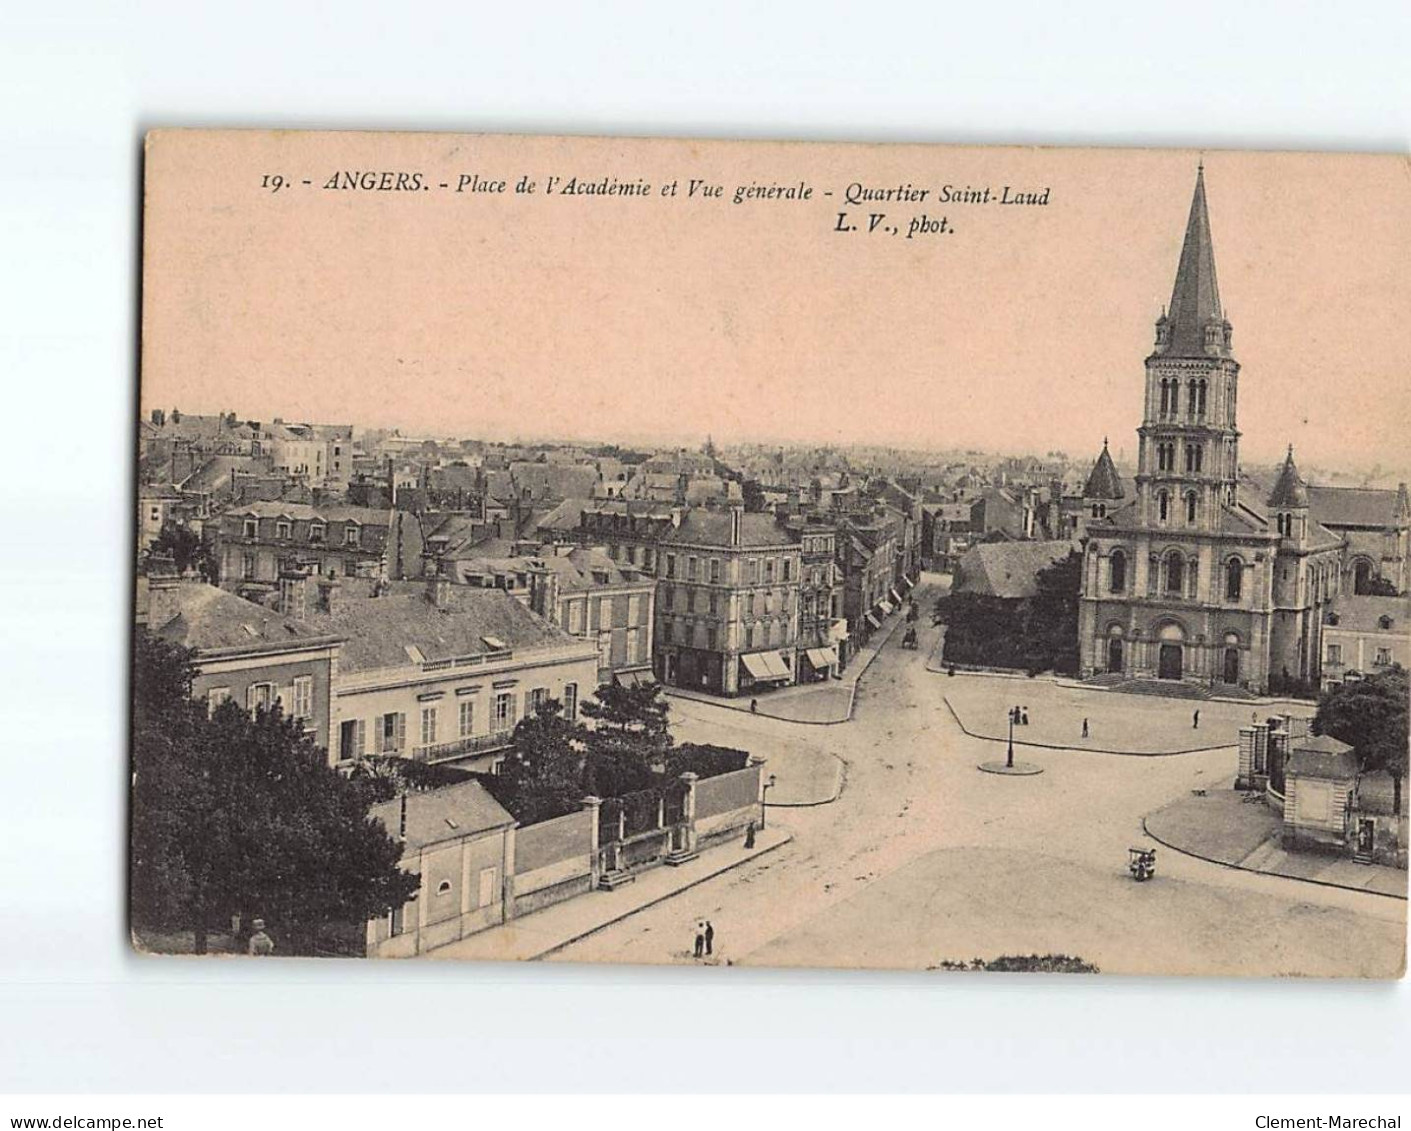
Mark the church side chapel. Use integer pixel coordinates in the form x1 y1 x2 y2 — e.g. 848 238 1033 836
1076 167 1406 695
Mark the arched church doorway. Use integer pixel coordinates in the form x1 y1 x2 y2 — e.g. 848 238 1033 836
1107 633 1124 674
1156 622 1185 680
1223 646 1240 684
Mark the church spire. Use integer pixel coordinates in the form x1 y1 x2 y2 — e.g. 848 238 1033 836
1163 164 1230 358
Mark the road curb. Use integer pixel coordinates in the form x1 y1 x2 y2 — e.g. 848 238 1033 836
1140 816 1407 903
530 833 796 960
940 696 1237 758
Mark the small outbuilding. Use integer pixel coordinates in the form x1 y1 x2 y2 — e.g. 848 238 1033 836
1282 734 1358 851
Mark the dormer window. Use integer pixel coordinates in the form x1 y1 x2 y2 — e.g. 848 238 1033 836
276 520 292 540
1378 615 1394 631
344 524 361 547
243 517 258 538
309 522 325 544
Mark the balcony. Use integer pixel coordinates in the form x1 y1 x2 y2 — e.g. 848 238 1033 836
410 731 515 764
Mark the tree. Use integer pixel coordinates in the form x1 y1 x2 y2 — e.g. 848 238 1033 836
1364 576 1401 597
579 680 674 797
1314 666 1409 815
1024 551 1082 676
145 521 216 581
741 478 767 513
130 630 418 954
497 698 589 824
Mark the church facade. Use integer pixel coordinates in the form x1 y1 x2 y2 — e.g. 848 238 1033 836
1077 167 1346 694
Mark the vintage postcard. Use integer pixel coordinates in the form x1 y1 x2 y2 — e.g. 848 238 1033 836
133 129 1409 977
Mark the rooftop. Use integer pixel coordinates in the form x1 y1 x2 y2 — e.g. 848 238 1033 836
370 780 516 853
150 581 342 654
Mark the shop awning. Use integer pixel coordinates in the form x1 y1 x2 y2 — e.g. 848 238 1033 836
742 651 791 682
878 599 894 616
615 669 655 688
741 652 773 680
805 647 837 670
865 612 881 629
761 651 792 680
889 587 904 605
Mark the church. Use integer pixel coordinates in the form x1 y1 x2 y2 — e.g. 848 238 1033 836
1073 165 1403 695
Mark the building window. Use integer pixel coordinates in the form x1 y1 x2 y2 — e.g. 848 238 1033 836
1109 550 1127 594
291 675 313 720
563 682 578 721
339 718 366 761
1375 647 1393 666
1326 644 1342 666
309 522 325 544
1157 491 1169 523
663 587 674 612
246 682 275 715
568 601 584 634
686 556 698 581
1225 558 1243 601
707 626 718 650
1185 492 1198 525
344 524 360 547
276 520 292 539
436 880 452 896
748 559 759 584
782 558 791 582
420 706 438 746
389 905 405 937
746 592 755 618
243 518 258 538
530 687 549 715
458 699 474 738
380 711 406 753
663 621 673 644
1165 552 1184 595
493 692 515 733
764 559 775 583
665 554 676 579
709 592 719 615
207 687 231 716
710 558 721 583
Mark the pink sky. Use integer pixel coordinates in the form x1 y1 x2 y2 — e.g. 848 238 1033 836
142 132 1411 473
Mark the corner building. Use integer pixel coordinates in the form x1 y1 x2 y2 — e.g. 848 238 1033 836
1078 167 1343 693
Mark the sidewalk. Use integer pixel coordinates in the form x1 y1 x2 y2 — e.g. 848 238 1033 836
664 611 907 725
425 825 793 962
1144 788 1408 900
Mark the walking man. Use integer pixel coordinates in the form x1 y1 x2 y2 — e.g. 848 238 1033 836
744 820 756 850
1193 708 1200 730
1081 717 1089 739
704 921 715 957
693 922 705 959
1021 706 1029 726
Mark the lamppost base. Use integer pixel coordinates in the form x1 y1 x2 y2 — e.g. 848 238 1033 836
978 760 1044 776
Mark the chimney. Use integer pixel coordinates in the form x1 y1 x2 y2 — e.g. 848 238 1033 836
315 573 341 615
278 568 310 619
146 573 183 628
426 568 452 609
729 504 743 547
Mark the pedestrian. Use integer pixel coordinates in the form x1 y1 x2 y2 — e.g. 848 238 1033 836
693 923 705 959
247 918 275 957
1021 707 1029 726
1193 708 1200 729
704 921 715 956
947 665 955 677
750 698 758 714
744 820 756 849
1081 717 1089 739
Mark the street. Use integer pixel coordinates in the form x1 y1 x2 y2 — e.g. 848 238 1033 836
550 576 1407 977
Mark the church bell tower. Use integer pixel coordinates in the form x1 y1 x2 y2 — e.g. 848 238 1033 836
1136 164 1242 533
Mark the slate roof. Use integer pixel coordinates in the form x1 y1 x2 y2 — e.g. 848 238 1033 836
1307 484 1408 529
301 582 571 673
1163 165 1227 358
953 540 1077 599
370 780 515 854
535 497 592 533
1267 448 1310 509
660 510 798 549
1326 595 1410 635
229 500 393 526
151 581 341 654
1287 734 1358 780
1082 443 1125 500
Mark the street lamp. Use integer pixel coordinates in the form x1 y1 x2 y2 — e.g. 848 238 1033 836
1006 707 1016 770
761 773 777 828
